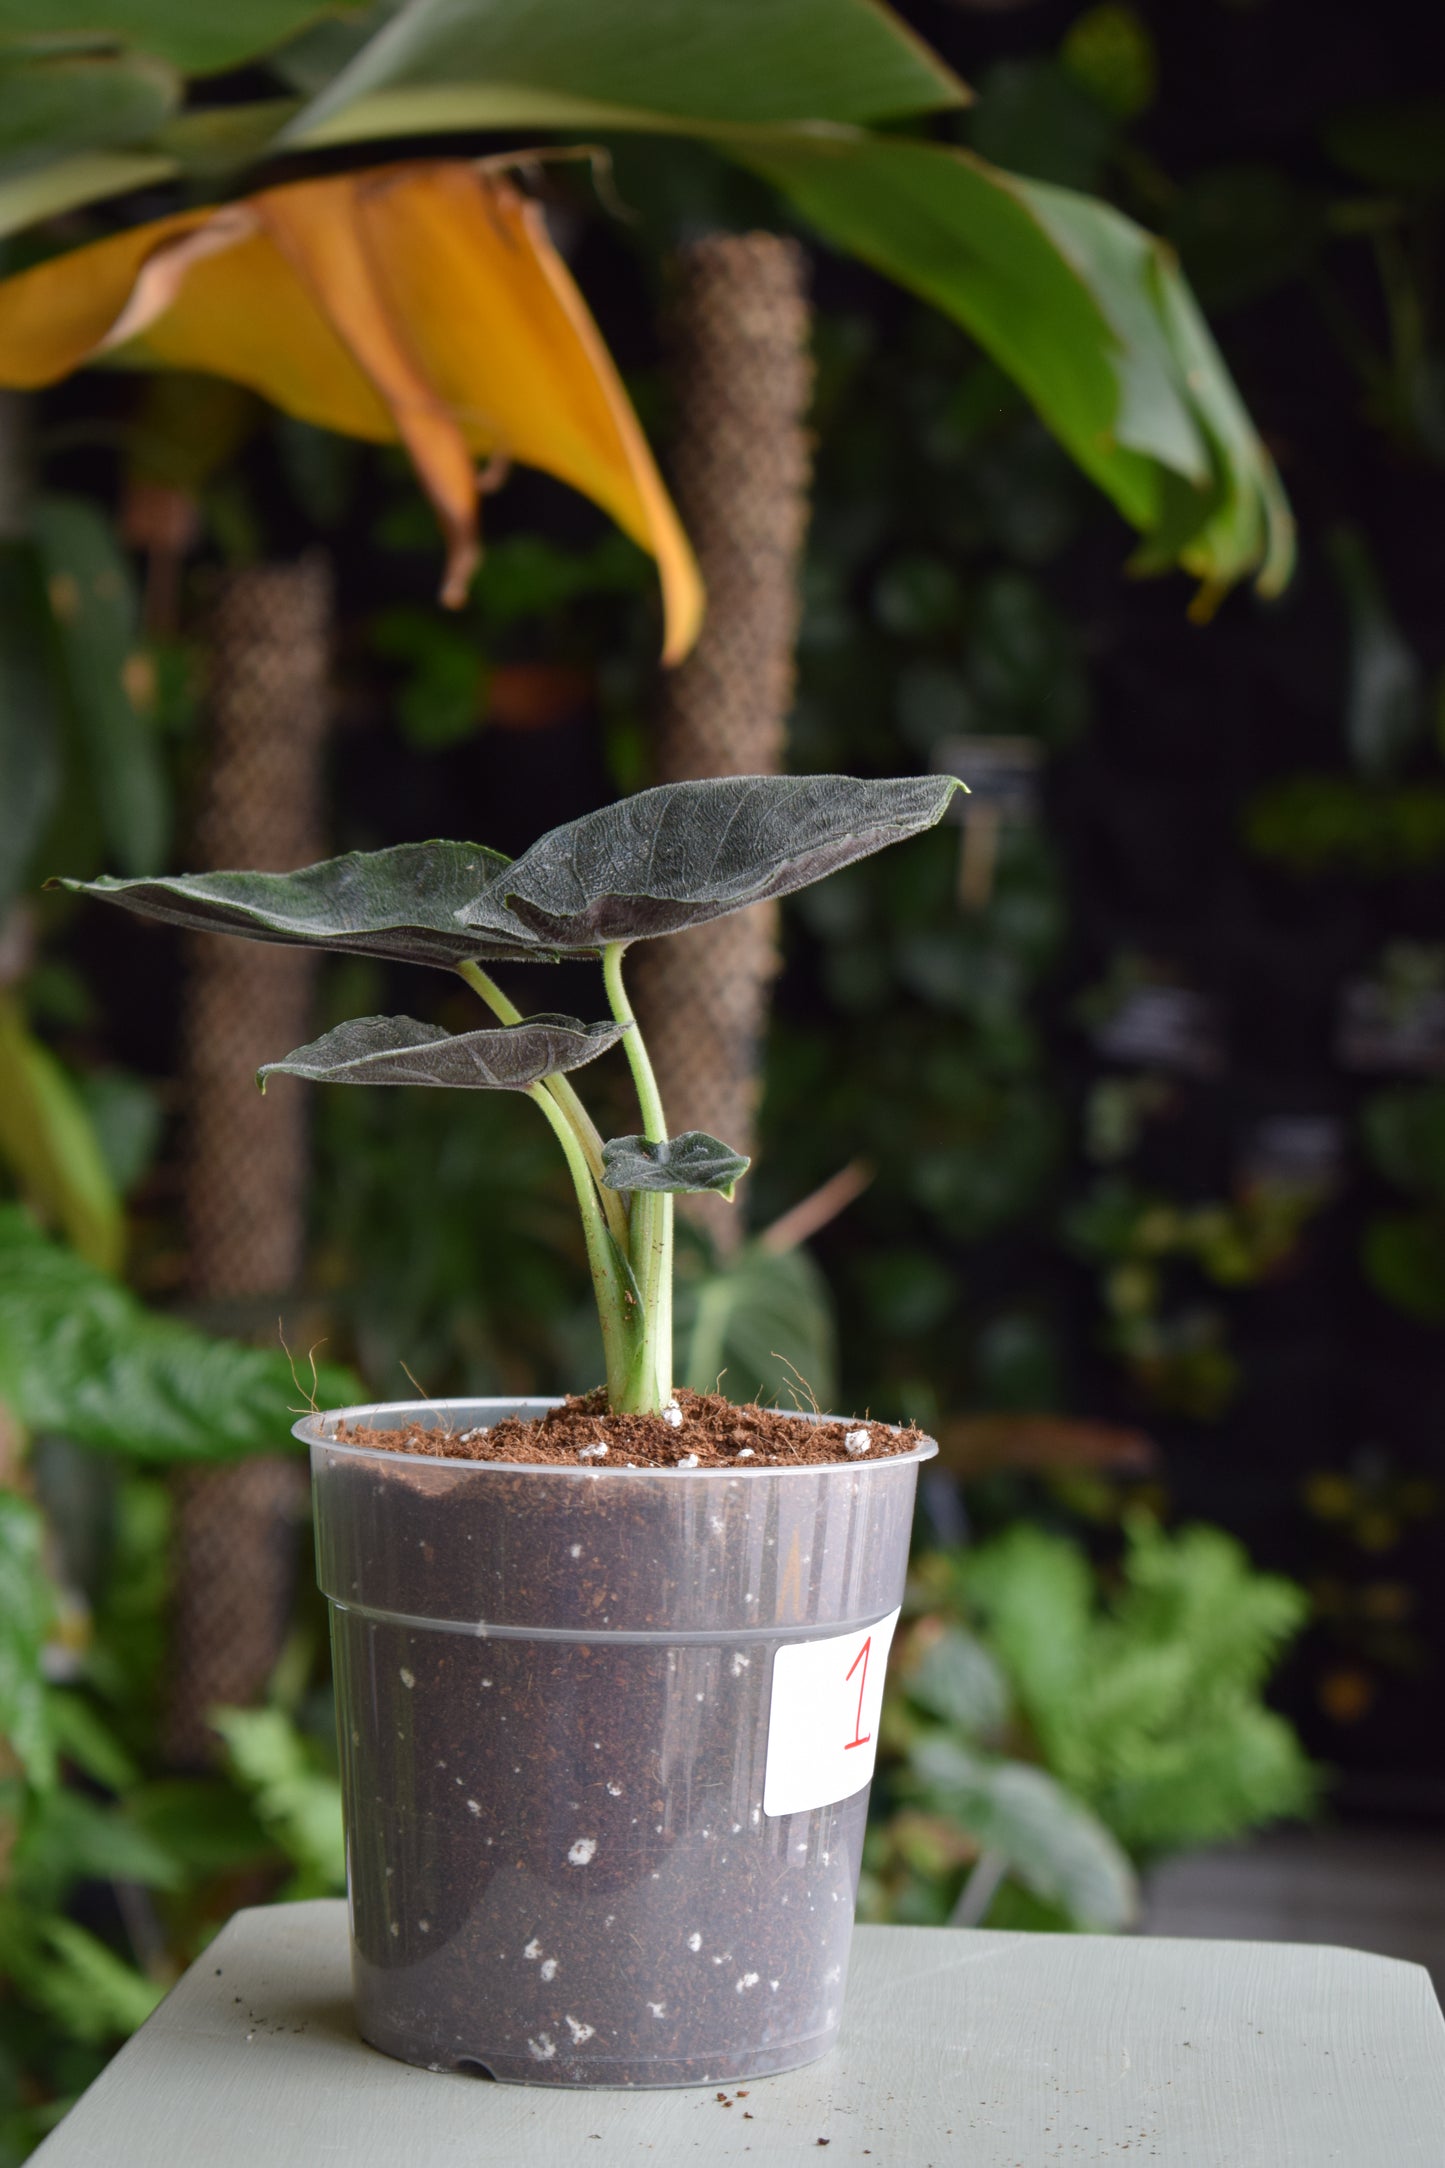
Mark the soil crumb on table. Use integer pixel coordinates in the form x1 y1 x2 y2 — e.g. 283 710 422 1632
335 1389 926 1469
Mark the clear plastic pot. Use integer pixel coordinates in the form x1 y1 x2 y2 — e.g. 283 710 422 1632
300 1399 936 2089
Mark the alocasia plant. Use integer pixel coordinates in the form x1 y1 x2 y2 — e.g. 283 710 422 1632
53 772 962 1414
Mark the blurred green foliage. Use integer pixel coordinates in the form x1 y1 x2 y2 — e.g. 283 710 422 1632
864 1518 1315 1932
0 1215 349 2163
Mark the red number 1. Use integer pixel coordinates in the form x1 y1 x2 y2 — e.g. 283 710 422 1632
843 1636 872 1750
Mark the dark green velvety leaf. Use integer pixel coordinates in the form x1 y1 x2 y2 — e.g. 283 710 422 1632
259 1012 622 1090
50 840 556 970
601 1130 751 1198
0 1204 359 1462
458 774 963 950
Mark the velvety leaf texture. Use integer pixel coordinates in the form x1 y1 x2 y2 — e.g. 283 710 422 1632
258 1012 622 1089
458 773 964 949
601 1130 751 1197
50 840 557 969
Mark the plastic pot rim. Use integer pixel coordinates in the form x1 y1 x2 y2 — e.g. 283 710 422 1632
295 1396 938 1478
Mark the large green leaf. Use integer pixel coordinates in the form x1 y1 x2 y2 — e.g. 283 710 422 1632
0 1204 359 1460
0 536 62 915
289 0 967 146
34 494 169 876
0 50 178 182
735 131 1292 598
674 1237 838 1408
0 0 363 76
50 839 552 970
909 1734 1137 1931
459 774 963 950
0 1490 54 1788
258 1011 622 1089
601 1130 750 1198
0 993 123 1272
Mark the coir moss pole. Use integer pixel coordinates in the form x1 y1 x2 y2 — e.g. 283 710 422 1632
632 235 814 1255
166 559 331 1767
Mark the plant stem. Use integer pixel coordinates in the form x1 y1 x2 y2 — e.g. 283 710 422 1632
527 1083 642 1409
602 942 672 1412
456 960 629 1250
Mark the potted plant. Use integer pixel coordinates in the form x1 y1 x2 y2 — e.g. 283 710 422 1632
54 769 959 2086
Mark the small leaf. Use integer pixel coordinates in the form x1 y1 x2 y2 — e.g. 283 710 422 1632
457 774 964 950
50 839 548 970
601 1131 750 1198
259 1012 622 1090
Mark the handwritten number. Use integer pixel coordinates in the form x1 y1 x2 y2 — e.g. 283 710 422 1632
843 1635 872 1750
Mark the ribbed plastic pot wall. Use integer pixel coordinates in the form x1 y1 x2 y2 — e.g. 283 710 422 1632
301 1399 935 2088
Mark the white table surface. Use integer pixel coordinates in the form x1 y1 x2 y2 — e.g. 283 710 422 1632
32 1899 1445 2166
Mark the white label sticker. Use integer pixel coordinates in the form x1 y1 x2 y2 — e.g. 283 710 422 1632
762 1607 900 1818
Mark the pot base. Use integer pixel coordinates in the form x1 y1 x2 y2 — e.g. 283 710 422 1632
367 2020 839 2090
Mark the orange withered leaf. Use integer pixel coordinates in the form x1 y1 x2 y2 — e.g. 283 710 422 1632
0 162 703 658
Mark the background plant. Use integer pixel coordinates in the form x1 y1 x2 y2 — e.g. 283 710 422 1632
863 1516 1316 1933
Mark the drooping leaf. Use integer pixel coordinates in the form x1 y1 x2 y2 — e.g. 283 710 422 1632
34 493 169 875
458 774 964 950
0 1490 55 1788
601 1130 750 1198
734 130 1292 600
258 1012 622 1090
288 0 967 146
909 1734 1137 1931
0 1204 359 1461
49 840 545 970
0 536 63 914
0 994 123 1272
0 50 179 184
0 165 703 652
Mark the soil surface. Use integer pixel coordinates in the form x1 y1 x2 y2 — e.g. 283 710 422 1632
336 1388 925 1468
